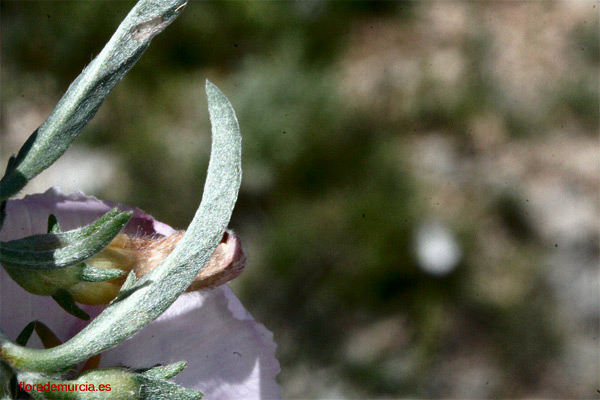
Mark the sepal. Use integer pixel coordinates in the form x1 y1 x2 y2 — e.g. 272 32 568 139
16 321 62 348
17 368 138 400
51 291 90 321
119 271 138 293
78 265 125 283
136 374 203 400
0 208 131 310
16 365 203 400
139 361 186 380
0 209 131 271
0 210 132 309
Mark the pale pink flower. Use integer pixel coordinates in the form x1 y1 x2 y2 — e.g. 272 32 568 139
0 187 281 399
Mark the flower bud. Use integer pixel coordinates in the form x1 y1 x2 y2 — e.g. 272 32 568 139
78 230 246 304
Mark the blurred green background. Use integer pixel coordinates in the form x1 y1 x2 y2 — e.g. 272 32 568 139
1 1 598 398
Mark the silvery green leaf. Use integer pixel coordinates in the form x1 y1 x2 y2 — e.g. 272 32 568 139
140 361 187 380
78 264 125 283
117 270 138 294
0 209 131 271
0 81 242 373
136 375 203 400
0 0 187 201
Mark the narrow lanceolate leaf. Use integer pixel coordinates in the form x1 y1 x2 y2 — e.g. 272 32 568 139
0 209 131 270
0 0 188 201
136 375 203 400
0 81 242 373
141 361 187 380
15 321 62 349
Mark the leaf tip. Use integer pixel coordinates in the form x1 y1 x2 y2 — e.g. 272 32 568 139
205 79 219 96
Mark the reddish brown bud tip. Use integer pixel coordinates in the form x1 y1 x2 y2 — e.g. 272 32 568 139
186 230 247 291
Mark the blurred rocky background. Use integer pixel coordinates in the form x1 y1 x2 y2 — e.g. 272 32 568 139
1 1 598 398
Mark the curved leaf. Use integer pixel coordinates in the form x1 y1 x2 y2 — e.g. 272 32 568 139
0 81 242 373
0 0 187 201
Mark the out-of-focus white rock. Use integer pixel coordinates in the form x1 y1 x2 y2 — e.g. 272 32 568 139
415 219 462 277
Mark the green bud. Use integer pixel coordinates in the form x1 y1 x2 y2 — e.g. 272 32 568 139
0 210 130 310
17 364 202 400
18 368 140 400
